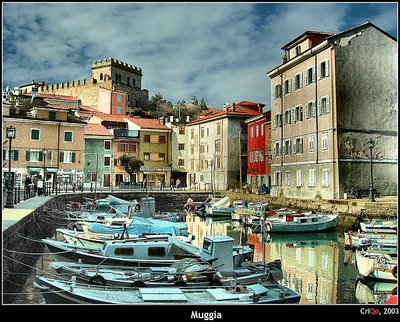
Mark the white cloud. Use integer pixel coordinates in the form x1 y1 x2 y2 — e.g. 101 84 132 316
3 2 397 108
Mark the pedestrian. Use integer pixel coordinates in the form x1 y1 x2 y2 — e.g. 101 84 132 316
160 178 165 191
176 178 181 190
170 178 175 191
37 177 44 196
142 178 147 192
32 176 38 196
25 176 32 197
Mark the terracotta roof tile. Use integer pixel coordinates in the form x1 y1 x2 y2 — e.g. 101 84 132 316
127 116 170 130
84 123 113 136
22 93 78 101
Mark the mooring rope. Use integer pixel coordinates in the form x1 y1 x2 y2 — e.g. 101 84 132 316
3 248 72 256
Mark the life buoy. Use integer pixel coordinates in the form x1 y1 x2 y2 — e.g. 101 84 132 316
89 275 106 286
392 266 397 279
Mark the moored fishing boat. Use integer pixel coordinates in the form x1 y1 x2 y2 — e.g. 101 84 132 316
34 276 301 304
355 247 397 281
265 212 339 233
360 218 397 234
344 230 398 249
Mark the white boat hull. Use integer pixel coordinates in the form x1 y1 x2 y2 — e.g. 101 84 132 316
355 250 398 281
266 214 339 233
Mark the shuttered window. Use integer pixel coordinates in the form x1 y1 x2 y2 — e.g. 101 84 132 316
31 129 40 140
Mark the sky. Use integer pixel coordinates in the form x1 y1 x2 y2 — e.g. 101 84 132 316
2 2 398 110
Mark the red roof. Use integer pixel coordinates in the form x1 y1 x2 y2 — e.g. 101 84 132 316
127 116 170 130
190 101 263 124
84 123 113 136
22 93 78 101
95 112 128 122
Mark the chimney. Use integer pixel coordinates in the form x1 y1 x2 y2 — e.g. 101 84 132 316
159 116 164 125
232 103 236 111
186 115 190 123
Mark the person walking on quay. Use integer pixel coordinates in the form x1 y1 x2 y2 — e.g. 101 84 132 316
37 177 44 196
160 178 165 191
24 175 32 197
170 178 175 191
32 176 38 196
176 178 181 190
142 178 147 192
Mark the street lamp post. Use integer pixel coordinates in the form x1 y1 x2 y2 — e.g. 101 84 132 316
5 126 16 208
367 139 376 202
42 148 47 196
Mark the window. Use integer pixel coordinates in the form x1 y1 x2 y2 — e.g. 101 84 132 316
114 248 134 256
64 131 73 142
179 126 185 135
27 150 41 162
309 169 316 187
260 150 264 162
295 138 303 154
179 144 185 151
104 156 111 166
200 127 205 138
215 140 221 153
49 111 56 120
319 96 330 115
150 135 159 143
191 145 195 154
322 169 330 187
295 45 301 56
104 140 111 150
91 173 98 182
256 125 259 137
322 132 329 151
216 124 221 135
158 136 166 143
295 106 303 122
273 171 281 186
191 159 195 170
296 170 303 187
158 153 165 161
148 247 166 257
275 113 282 128
251 127 254 138
274 84 281 99
178 159 184 166
319 60 329 79
284 78 291 95
284 110 291 125
190 129 194 139
207 128 209 136
294 73 303 90
306 66 315 85
117 106 122 114
118 143 135 152
3 149 18 161
309 134 315 152
261 124 264 136
306 101 316 119
275 141 281 156
117 95 122 102
144 135 150 142
284 140 291 155
144 153 150 161
285 171 291 187
31 129 40 140
60 151 76 163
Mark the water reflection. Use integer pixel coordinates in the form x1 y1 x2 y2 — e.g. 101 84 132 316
184 212 359 304
355 278 397 304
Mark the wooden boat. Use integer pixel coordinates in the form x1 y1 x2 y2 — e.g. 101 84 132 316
265 213 339 233
49 257 283 288
41 235 254 271
49 258 223 287
360 218 397 234
34 276 301 304
355 247 398 281
344 230 398 249
355 278 397 304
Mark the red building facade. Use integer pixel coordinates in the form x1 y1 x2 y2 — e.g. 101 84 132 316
246 111 271 191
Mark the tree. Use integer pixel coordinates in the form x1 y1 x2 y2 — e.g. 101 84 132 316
200 98 207 110
119 154 144 183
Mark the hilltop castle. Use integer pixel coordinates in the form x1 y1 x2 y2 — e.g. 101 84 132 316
17 58 149 111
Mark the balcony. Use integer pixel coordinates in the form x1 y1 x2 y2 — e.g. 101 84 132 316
113 129 139 138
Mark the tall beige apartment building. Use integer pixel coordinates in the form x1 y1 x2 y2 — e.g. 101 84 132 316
267 22 397 199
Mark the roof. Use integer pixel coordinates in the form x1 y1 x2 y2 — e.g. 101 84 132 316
281 31 336 50
22 92 78 101
189 101 263 124
84 123 113 136
95 112 129 123
127 116 170 130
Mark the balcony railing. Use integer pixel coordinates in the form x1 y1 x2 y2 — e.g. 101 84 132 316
114 129 139 138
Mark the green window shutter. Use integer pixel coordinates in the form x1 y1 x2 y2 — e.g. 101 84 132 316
49 111 56 121
13 150 18 161
72 152 76 163
39 151 43 161
3 149 6 160
60 151 64 162
65 131 73 142
26 151 30 161
31 129 40 140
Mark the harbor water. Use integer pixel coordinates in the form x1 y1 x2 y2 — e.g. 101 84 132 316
7 211 397 305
